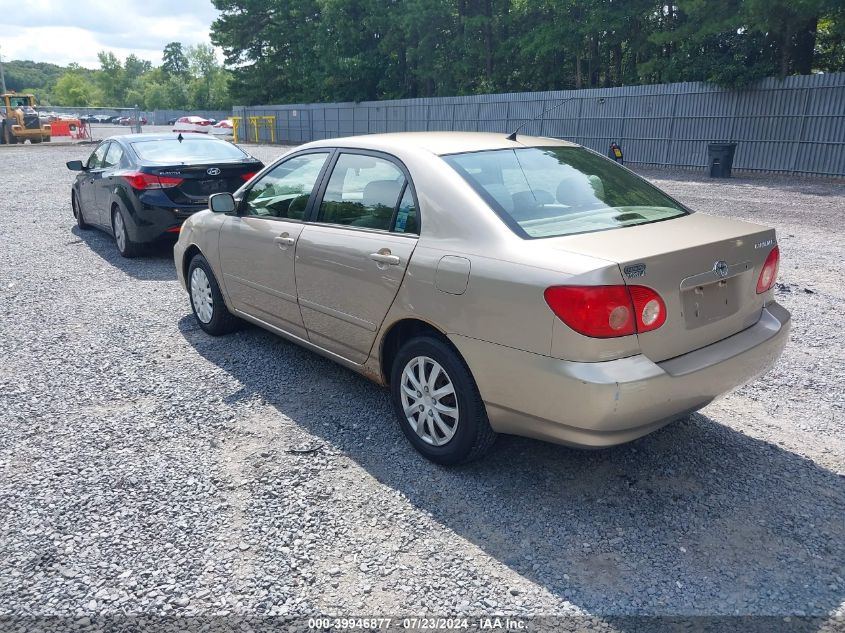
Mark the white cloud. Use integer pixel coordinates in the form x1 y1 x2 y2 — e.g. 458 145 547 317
0 0 221 68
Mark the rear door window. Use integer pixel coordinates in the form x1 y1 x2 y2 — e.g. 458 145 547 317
317 153 406 231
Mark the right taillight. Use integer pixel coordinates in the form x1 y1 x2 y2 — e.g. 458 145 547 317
628 285 667 333
544 284 666 338
756 246 780 294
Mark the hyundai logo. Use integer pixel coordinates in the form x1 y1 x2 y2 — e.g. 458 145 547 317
206 167 221 176
713 260 729 278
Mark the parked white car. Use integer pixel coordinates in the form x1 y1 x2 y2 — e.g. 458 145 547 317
209 119 234 139
173 116 213 134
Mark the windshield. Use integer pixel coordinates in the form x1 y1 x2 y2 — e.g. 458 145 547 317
443 147 687 238
130 138 248 163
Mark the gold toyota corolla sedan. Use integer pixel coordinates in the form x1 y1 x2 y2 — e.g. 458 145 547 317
174 132 789 464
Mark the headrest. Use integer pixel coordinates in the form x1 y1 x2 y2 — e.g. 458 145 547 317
363 180 403 209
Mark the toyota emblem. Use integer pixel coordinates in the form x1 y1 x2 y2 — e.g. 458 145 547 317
207 167 221 176
713 260 729 278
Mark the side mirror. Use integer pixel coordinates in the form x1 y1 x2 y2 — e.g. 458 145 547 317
209 192 237 214
66 160 85 171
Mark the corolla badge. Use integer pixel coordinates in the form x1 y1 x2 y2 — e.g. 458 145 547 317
713 260 729 278
206 167 221 176
624 263 647 279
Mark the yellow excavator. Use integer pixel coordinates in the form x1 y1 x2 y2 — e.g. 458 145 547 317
0 93 51 144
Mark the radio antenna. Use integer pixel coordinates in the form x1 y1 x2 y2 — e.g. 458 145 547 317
506 96 577 142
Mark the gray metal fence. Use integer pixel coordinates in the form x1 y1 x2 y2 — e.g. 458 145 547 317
234 72 845 177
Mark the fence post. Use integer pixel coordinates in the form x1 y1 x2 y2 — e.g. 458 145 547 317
663 93 679 167
788 87 811 175
574 97 583 145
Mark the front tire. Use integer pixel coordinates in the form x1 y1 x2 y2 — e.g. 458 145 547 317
112 206 142 257
390 336 496 465
72 192 90 230
4 126 17 145
188 254 240 335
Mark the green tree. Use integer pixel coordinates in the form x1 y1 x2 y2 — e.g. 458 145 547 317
96 51 126 105
162 42 190 76
52 72 103 106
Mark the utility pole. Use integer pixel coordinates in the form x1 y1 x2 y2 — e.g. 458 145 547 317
0 45 7 94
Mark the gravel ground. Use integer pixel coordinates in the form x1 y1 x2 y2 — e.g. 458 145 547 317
0 140 843 631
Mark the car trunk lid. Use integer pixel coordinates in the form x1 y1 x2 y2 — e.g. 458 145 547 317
145 162 258 205
544 213 778 362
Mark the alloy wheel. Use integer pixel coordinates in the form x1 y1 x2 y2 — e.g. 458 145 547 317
400 355 460 446
114 212 126 252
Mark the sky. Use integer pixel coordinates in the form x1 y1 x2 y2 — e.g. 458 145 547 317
0 0 221 68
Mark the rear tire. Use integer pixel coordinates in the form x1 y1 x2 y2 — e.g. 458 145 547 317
390 336 496 465
72 192 90 230
188 254 240 335
112 207 142 258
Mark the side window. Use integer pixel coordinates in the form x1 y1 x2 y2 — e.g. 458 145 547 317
392 186 418 235
244 152 329 219
102 143 124 168
87 143 109 170
317 153 405 231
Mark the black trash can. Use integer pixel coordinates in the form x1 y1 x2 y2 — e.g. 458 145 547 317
708 142 737 178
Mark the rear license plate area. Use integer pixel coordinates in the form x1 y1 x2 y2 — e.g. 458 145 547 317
681 278 741 328
198 179 229 194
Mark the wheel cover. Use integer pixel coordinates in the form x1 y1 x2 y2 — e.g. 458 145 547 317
114 212 126 251
190 267 214 324
400 355 460 446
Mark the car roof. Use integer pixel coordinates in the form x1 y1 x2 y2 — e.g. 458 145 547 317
304 131 579 156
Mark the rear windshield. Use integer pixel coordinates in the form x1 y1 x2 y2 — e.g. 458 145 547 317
130 138 248 163
443 147 687 238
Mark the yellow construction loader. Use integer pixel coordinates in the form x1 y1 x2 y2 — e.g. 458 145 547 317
0 93 51 144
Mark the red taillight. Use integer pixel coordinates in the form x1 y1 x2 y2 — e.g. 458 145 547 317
544 286 635 338
756 246 780 294
240 172 256 181
122 172 184 190
628 285 667 332
544 284 667 338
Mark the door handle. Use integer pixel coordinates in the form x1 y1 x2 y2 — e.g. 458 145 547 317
274 233 296 248
369 251 400 266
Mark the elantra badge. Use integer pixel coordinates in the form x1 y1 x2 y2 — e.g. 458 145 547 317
713 260 729 277
207 167 221 176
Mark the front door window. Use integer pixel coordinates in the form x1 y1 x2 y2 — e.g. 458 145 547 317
243 152 330 220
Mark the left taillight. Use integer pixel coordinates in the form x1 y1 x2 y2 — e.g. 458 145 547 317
544 284 667 339
122 172 184 190
756 246 780 294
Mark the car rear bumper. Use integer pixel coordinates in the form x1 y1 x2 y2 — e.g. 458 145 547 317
125 203 206 243
449 302 791 448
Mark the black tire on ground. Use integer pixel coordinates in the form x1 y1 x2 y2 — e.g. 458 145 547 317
187 253 240 336
4 126 17 145
72 192 90 230
112 206 142 258
44 136 51 143
30 138 41 144
390 335 497 465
